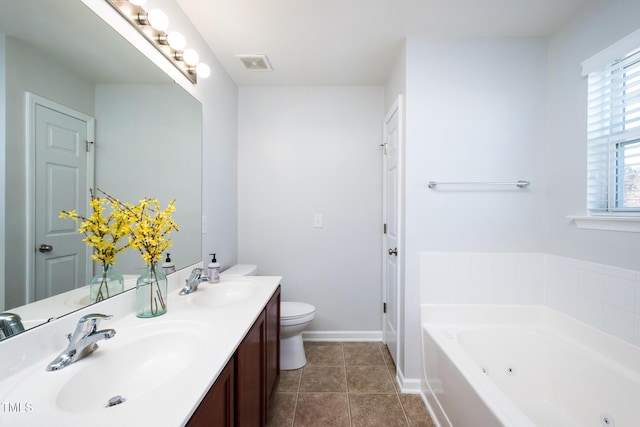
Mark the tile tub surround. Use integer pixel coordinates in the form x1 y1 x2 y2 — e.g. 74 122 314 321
420 252 640 348
267 342 435 427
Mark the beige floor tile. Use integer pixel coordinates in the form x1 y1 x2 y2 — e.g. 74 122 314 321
267 392 297 427
270 341 437 427
278 369 302 392
380 343 396 367
303 342 344 366
294 393 350 427
346 366 396 393
349 393 408 427
344 342 386 366
399 394 436 427
299 366 347 392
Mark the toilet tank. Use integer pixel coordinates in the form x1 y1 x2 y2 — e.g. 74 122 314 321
220 264 258 277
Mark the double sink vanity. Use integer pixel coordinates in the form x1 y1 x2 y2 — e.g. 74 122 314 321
0 265 281 426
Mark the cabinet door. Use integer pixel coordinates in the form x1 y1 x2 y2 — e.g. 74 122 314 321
265 286 280 408
236 310 266 426
186 358 235 427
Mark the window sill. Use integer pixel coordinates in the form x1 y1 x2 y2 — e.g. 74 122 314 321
568 215 640 232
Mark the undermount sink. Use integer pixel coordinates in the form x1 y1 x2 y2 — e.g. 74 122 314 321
184 278 259 308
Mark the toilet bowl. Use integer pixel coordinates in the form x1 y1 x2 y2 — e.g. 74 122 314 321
280 302 315 370
221 264 315 370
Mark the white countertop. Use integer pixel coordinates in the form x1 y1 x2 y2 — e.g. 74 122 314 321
0 264 281 427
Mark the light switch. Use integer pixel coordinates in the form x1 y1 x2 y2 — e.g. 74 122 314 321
313 213 323 228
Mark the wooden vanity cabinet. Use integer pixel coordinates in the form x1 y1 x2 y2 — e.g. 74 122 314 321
186 359 235 427
187 286 280 427
264 286 280 414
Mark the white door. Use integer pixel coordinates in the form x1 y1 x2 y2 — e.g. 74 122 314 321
382 96 402 367
29 94 94 302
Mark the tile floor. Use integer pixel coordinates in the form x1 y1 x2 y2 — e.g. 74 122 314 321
267 342 436 427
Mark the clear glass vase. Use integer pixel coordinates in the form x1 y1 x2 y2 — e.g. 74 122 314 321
136 263 168 318
90 263 124 303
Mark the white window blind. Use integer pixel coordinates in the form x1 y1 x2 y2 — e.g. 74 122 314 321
587 46 640 213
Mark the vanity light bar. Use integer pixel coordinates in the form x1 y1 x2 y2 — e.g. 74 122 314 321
105 0 209 84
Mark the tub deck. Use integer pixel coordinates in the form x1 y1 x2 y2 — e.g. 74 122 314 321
421 305 640 427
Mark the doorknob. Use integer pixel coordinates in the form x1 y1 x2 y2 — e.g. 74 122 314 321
38 244 53 253
388 248 398 256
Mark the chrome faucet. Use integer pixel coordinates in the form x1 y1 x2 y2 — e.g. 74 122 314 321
46 313 116 371
179 268 209 295
0 312 25 341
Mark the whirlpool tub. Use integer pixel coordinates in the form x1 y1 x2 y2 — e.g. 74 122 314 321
421 305 640 427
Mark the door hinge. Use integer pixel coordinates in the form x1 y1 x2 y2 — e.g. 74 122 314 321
383 302 387 314
383 223 387 234
86 140 94 152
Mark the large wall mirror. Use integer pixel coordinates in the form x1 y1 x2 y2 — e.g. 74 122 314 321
0 0 202 336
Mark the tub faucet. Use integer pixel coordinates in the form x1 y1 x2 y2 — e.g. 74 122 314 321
179 268 209 295
0 312 25 341
46 313 116 371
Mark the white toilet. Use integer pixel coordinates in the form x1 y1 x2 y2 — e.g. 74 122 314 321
280 301 315 370
221 264 315 371
220 264 258 277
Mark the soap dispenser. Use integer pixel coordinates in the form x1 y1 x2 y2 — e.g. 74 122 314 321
162 253 176 275
208 253 220 283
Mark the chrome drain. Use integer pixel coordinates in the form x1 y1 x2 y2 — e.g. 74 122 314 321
106 395 126 408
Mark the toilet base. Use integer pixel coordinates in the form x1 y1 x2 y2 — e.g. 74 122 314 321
280 334 307 370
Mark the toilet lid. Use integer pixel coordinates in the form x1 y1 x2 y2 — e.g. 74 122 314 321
281 301 315 319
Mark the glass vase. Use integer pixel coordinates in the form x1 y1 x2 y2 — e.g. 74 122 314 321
90 263 124 303
136 263 168 318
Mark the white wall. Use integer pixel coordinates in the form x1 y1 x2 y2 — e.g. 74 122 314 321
402 37 549 380
238 86 384 336
148 0 240 271
546 0 640 270
385 42 406 112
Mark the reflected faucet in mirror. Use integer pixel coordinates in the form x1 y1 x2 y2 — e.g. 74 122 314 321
46 313 116 371
0 313 25 341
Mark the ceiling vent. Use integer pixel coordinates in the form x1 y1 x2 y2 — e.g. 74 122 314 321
236 54 273 71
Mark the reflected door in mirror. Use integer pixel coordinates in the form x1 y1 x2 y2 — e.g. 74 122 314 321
33 97 94 302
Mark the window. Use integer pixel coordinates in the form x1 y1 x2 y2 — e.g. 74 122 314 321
586 46 640 213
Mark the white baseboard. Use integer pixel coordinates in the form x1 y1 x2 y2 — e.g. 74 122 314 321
302 330 383 342
396 369 422 394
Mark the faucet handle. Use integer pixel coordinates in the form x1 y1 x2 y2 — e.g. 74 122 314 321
187 267 205 281
71 314 113 339
79 313 113 324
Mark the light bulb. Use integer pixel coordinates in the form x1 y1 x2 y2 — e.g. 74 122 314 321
146 9 169 31
166 32 186 51
182 48 199 66
129 0 146 5
196 63 211 78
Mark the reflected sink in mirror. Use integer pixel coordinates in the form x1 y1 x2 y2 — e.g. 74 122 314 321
183 278 259 308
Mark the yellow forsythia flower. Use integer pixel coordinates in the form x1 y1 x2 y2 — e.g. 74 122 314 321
60 190 130 266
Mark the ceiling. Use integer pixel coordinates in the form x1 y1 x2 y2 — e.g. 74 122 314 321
176 0 593 86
